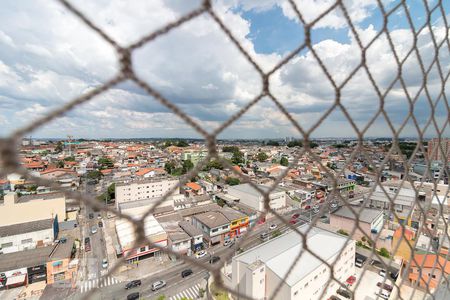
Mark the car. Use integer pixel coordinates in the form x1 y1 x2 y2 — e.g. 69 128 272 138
126 292 140 300
260 232 269 241
269 224 277 230
102 259 108 269
377 282 393 292
84 237 90 244
97 214 102 220
125 280 142 290
355 259 363 268
88 213 94 219
291 213 300 219
289 219 297 225
312 204 320 210
346 275 356 285
227 240 235 248
195 250 207 258
329 202 338 209
181 269 193 278
328 296 340 300
98 221 103 228
223 240 232 247
209 256 220 264
151 280 166 291
304 205 311 210
336 288 351 299
85 243 91 252
91 226 98 234
59 237 67 244
379 289 391 299
379 269 387 277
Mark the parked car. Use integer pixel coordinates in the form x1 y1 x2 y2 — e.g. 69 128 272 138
85 243 91 252
312 204 320 210
127 292 140 300
59 237 67 244
269 224 277 230
379 269 387 277
289 219 297 225
84 237 90 244
336 288 351 299
260 232 269 241
98 221 103 228
195 250 207 259
125 280 141 290
227 240 235 248
377 282 393 292
209 256 221 264
102 259 108 269
223 240 232 247
304 205 311 210
88 213 94 219
328 296 340 300
379 289 391 299
181 269 193 278
329 202 338 209
291 213 300 219
91 226 98 234
346 276 356 285
151 280 166 291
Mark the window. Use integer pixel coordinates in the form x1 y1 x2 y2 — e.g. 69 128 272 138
260 268 264 273
260 279 264 284
140 247 146 252
1 242 13 248
294 291 298 296
212 228 218 233
314 275 318 280
304 283 308 288
222 225 228 229
21 238 32 244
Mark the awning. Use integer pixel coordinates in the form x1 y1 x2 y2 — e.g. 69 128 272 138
6 275 26 286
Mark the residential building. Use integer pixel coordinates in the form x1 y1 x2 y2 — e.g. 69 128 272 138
192 211 230 246
408 253 450 291
179 220 203 252
227 183 286 212
0 193 66 227
115 177 180 209
232 226 355 300
427 138 450 162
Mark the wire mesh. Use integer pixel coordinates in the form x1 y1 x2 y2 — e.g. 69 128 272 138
0 0 449 300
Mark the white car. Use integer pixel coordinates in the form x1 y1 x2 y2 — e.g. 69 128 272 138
379 269 387 277
102 259 108 269
195 250 207 258
312 204 320 210
329 202 338 209
91 226 98 234
269 224 277 230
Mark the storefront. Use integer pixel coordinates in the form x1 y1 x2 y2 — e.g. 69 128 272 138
27 265 47 284
0 268 27 289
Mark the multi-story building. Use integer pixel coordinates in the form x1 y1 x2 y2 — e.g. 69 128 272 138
227 183 286 212
408 253 450 291
231 226 355 300
115 177 180 209
192 211 230 246
427 138 450 162
0 193 66 227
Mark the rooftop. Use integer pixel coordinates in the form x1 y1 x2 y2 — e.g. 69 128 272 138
0 218 53 238
331 206 383 224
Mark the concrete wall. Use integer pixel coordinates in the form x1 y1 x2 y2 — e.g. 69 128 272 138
0 228 54 254
0 193 65 227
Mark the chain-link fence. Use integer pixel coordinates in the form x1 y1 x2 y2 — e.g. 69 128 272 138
0 0 449 299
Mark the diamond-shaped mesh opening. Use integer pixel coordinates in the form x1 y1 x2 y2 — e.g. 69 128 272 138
0 1 449 300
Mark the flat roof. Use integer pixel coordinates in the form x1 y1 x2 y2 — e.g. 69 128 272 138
228 183 282 197
234 225 351 287
194 211 229 228
0 218 53 238
332 206 383 224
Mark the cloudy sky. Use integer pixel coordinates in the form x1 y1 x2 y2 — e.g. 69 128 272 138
0 0 448 139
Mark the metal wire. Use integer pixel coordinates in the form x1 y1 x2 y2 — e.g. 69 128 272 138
0 0 449 299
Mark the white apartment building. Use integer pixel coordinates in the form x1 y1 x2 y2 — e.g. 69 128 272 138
115 177 180 209
232 226 355 300
227 183 286 212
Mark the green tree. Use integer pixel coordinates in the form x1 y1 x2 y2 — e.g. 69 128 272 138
272 229 282 238
309 141 319 148
182 159 194 174
280 157 289 166
56 160 65 168
64 156 75 161
287 140 303 148
231 151 244 165
379 247 390 258
223 146 240 153
86 170 103 181
257 152 268 162
337 229 349 236
203 160 223 171
156 295 166 300
55 141 64 153
266 140 280 146
98 157 114 169
176 140 189 147
164 160 176 174
226 177 240 186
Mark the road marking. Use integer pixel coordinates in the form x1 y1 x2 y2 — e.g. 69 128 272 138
169 283 201 300
79 276 122 293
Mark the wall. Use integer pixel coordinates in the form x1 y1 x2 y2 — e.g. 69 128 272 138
0 228 54 254
0 193 65 227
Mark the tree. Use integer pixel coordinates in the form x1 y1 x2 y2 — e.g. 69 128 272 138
156 296 166 300
266 140 280 146
379 247 390 258
309 142 319 148
337 229 349 236
56 160 65 168
64 156 75 161
182 159 194 174
98 157 114 169
231 151 244 165
203 160 223 171
164 160 176 174
280 157 289 166
257 152 268 162
287 140 303 148
55 141 64 153
226 177 240 186
223 146 240 153
87 170 103 181
175 140 189 147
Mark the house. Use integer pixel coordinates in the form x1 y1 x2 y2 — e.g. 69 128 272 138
184 182 204 196
227 183 286 212
179 220 203 252
192 211 230 246
408 253 450 291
